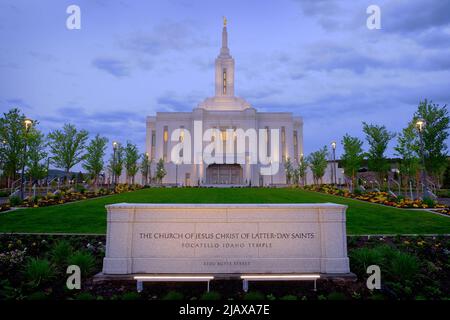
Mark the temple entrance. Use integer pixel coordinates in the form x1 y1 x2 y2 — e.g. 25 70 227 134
206 164 243 185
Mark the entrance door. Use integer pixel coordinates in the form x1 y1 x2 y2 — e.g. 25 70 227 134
206 164 243 184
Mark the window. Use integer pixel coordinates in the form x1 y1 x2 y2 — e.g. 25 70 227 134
163 125 168 162
151 130 156 160
180 126 184 158
223 69 227 94
265 126 270 157
281 126 286 162
293 130 298 161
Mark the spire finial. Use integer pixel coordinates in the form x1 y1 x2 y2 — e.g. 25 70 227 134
223 16 227 27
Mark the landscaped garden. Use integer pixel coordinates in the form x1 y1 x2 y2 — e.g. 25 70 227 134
0 187 449 235
1 233 448 300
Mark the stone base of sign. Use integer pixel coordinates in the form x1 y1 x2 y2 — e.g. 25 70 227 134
102 203 351 275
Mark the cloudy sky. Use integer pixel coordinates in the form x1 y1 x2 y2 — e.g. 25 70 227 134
0 0 449 167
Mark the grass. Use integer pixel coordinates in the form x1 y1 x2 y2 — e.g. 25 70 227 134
0 188 449 235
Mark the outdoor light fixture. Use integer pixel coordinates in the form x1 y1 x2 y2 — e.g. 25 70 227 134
24 118 33 131
240 274 320 280
415 118 431 199
134 276 214 280
20 118 33 200
331 141 337 185
415 118 425 132
112 141 118 187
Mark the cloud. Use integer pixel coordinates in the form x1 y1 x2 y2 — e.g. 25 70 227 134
382 0 450 33
121 20 212 56
92 58 130 77
5 98 32 110
156 91 205 112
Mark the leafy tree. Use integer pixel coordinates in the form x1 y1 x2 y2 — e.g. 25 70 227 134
341 134 364 189
124 141 139 184
307 147 328 185
47 124 89 179
108 143 124 184
293 156 308 185
0 108 27 184
26 127 48 183
414 99 449 187
140 153 151 185
155 158 166 184
284 157 294 185
394 122 421 192
82 134 108 188
362 122 395 185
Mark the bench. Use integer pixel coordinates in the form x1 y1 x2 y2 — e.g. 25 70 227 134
133 275 214 293
240 274 321 292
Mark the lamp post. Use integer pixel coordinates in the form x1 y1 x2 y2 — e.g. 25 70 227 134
112 141 118 189
415 119 431 199
331 141 336 185
20 118 33 200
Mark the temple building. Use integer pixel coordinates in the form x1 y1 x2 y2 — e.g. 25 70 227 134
145 20 304 186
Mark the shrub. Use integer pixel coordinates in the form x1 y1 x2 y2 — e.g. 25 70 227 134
67 250 95 277
280 294 298 300
243 291 265 300
75 292 95 300
388 251 419 283
327 292 347 300
50 240 73 266
199 291 221 300
121 292 141 300
353 188 364 196
0 191 10 197
162 291 184 300
422 197 436 208
9 195 22 206
372 244 398 262
27 291 48 300
349 247 383 276
75 185 86 194
24 258 55 287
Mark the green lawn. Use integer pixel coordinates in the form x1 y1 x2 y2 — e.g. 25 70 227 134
0 187 449 235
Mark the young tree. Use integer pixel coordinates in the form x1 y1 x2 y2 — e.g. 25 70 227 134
284 157 294 185
307 147 328 185
108 143 124 184
26 127 48 184
155 158 166 184
82 134 108 188
414 99 449 187
362 122 395 185
340 134 364 189
394 122 421 193
296 156 309 187
0 108 27 185
124 141 139 184
47 124 89 180
140 153 151 185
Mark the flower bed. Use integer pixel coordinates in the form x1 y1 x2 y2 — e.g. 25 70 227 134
2 184 144 211
303 185 450 215
0 234 448 300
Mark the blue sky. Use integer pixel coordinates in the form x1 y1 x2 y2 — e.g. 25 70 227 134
1 0 449 169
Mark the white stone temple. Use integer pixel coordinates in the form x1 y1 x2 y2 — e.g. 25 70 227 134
145 20 304 186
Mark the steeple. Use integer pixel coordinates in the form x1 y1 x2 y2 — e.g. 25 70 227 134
215 17 235 97
221 17 229 56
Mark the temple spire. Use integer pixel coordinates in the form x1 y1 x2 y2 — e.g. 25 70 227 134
221 17 229 55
